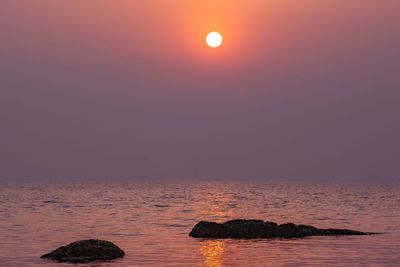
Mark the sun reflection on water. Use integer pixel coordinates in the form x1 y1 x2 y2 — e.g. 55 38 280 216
200 240 226 267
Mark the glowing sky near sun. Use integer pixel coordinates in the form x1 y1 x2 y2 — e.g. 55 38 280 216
3 1 399 69
0 0 399 181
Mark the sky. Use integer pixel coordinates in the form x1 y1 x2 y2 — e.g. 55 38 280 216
1 0 399 181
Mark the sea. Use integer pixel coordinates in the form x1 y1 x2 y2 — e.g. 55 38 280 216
0 181 399 266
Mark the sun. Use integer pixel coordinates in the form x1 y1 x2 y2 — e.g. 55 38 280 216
206 32 223 48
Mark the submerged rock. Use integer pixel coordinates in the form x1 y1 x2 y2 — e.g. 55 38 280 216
189 219 371 239
41 239 125 263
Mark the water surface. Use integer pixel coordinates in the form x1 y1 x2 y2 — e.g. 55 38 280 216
0 182 399 266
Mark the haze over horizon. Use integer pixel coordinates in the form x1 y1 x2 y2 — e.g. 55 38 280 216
1 0 399 182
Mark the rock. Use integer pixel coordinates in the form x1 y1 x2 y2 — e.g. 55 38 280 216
189 219 371 239
41 239 125 263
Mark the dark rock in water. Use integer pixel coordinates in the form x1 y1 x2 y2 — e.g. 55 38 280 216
41 239 125 263
189 219 371 239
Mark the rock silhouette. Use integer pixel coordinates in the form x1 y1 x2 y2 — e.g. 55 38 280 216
189 219 371 239
41 239 125 263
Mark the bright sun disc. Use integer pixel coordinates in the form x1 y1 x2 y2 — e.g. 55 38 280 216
206 32 223 48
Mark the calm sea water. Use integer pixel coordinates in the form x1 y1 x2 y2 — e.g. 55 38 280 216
0 182 399 267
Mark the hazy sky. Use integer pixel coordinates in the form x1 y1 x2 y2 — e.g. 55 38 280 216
1 0 399 181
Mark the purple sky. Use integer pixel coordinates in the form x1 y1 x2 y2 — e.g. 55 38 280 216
1 1 399 181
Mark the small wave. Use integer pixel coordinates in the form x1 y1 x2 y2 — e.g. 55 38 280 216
43 200 59 204
154 204 171 208
181 209 193 213
156 223 190 228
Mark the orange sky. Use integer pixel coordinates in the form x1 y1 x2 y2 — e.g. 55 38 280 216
1 0 399 180
3 0 399 70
